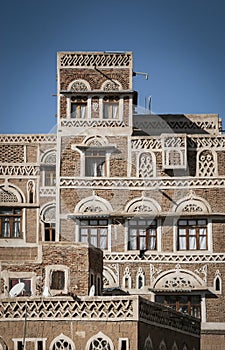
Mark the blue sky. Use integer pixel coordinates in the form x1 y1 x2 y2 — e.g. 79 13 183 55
1 0 225 134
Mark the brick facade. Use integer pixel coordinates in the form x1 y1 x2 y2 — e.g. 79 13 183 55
1 50 225 349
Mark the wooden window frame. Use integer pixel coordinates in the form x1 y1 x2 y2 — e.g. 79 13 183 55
85 149 106 177
71 97 87 119
155 294 201 318
44 223 55 241
50 270 65 290
0 208 22 238
178 219 207 250
128 218 157 251
103 96 119 119
44 166 56 186
79 219 108 249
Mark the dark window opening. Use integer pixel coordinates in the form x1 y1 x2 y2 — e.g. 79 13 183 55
155 294 201 318
138 275 144 289
124 277 129 289
44 223 55 241
37 341 44 350
121 340 127 350
215 277 221 291
97 276 101 296
50 270 65 290
17 341 23 350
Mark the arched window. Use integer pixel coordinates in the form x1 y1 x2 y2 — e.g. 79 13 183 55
144 336 153 350
50 334 75 350
136 268 145 289
41 204 56 241
158 340 167 350
214 270 222 294
41 151 56 187
122 267 131 289
27 180 35 203
86 332 113 350
75 195 112 249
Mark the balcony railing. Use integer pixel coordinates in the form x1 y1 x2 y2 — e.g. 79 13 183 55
0 295 200 336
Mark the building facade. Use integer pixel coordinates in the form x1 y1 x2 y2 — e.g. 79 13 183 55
0 51 224 349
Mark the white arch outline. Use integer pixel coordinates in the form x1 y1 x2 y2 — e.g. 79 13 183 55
85 332 114 350
83 135 109 146
75 195 113 213
173 194 211 214
41 149 56 164
49 333 75 350
40 202 56 223
153 267 205 289
103 266 118 287
101 79 122 91
68 78 91 91
125 196 161 214
0 183 25 203
159 339 167 350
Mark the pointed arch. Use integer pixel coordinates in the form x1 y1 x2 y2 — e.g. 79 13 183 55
50 334 75 350
85 332 114 350
122 266 132 289
214 270 222 294
158 340 167 350
171 342 178 350
136 267 145 289
144 335 153 350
